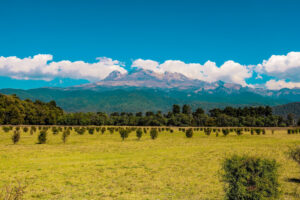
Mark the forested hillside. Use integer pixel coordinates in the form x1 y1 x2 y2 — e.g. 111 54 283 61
1 93 298 127
0 94 63 125
273 102 300 119
0 87 289 113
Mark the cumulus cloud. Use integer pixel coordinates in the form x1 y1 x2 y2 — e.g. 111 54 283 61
256 51 300 82
132 59 252 86
265 79 300 90
1 52 300 90
0 54 127 81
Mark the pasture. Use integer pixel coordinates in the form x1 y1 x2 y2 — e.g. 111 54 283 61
0 127 300 199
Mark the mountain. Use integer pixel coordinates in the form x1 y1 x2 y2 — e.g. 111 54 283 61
0 69 299 113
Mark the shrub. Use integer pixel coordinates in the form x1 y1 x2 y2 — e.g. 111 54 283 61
119 129 129 141
22 127 29 133
62 130 70 144
52 127 59 135
12 130 20 144
108 127 114 134
255 129 261 135
75 127 85 135
236 129 243 136
150 128 158 140
0 181 26 200
38 130 47 144
136 128 143 140
289 146 300 165
88 128 95 135
204 128 211 136
2 126 11 133
222 155 280 200
186 128 193 138
250 129 254 135
101 127 106 134
222 129 229 136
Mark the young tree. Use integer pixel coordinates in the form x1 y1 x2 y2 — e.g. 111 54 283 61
23 127 29 133
119 129 129 141
222 129 229 136
38 130 47 144
150 128 158 140
289 146 300 166
136 128 143 140
62 130 70 144
88 128 95 135
186 128 193 138
12 130 20 144
222 155 280 199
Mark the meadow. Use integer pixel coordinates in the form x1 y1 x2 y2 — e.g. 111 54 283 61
0 127 300 199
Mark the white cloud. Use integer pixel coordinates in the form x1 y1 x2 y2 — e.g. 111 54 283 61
0 54 127 81
265 79 300 90
132 59 252 86
1 52 300 90
256 51 300 81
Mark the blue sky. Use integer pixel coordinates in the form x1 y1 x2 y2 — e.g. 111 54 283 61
0 0 299 89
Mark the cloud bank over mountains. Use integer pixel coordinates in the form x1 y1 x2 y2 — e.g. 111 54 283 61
0 52 299 90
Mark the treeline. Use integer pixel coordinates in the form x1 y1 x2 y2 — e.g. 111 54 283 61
1 94 299 126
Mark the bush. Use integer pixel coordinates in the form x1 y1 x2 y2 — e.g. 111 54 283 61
222 155 280 200
255 129 261 135
136 128 143 140
52 127 59 135
75 127 85 135
22 127 29 133
62 130 70 144
204 128 211 136
150 128 158 140
0 181 26 200
186 128 193 138
289 146 300 165
222 129 229 136
119 129 129 141
88 128 95 135
2 126 11 133
101 127 106 134
236 129 243 136
38 130 47 144
12 130 20 144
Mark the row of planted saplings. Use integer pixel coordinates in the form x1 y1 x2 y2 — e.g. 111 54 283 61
287 128 300 134
3 126 172 144
178 127 270 137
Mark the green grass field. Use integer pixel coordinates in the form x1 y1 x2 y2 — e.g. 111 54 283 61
0 128 300 199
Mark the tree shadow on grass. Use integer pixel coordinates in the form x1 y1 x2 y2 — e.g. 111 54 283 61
286 178 300 184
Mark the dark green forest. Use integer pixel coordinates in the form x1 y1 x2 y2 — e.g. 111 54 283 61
0 93 299 127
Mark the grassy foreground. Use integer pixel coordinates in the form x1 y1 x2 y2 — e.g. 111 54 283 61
0 128 300 199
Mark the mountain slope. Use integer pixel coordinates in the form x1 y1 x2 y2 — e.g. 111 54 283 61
0 69 299 113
